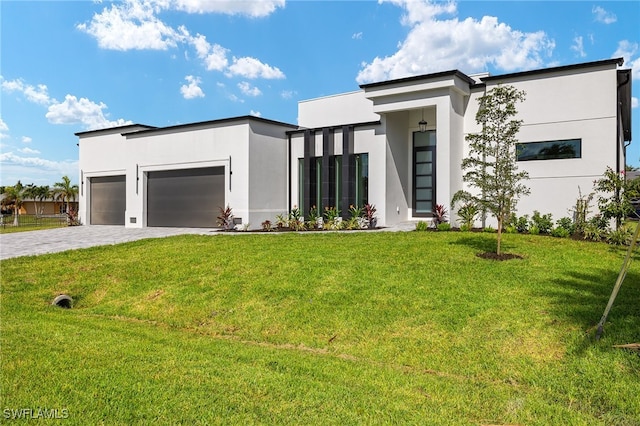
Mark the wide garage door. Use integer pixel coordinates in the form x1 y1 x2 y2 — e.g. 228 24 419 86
147 167 224 228
90 175 126 225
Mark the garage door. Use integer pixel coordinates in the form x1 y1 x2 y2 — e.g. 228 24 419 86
90 175 126 225
147 167 224 228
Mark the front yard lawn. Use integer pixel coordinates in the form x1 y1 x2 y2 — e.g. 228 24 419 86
1 232 638 424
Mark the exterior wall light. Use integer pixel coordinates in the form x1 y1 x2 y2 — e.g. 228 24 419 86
419 109 428 133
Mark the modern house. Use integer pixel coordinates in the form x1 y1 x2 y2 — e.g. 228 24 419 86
76 58 633 229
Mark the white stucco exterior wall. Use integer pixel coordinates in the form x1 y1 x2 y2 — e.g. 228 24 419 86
78 118 293 229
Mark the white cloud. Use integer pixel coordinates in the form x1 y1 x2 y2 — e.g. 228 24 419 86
228 94 243 103
78 1 286 82
1 78 52 105
0 118 8 139
189 33 229 71
571 36 586 58
280 90 296 100
0 151 78 181
249 110 262 117
632 97 638 109
77 0 183 50
171 0 285 17
18 147 40 155
592 6 617 24
238 81 261 97
356 0 555 84
613 40 640 80
352 32 363 40
46 94 132 130
227 57 285 79
180 75 205 99
21 136 32 144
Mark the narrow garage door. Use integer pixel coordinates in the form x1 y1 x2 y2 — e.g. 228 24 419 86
90 175 126 225
147 167 224 228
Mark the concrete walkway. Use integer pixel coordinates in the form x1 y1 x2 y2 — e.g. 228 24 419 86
0 222 418 261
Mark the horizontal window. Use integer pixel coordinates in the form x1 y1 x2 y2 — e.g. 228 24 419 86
516 139 581 161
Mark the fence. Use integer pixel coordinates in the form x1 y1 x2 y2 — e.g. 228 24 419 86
0 214 68 229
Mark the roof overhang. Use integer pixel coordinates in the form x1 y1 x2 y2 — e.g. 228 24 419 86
359 70 474 114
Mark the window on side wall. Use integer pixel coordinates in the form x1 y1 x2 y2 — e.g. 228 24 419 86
516 139 581 161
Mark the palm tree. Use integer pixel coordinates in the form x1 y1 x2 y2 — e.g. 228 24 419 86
2 181 25 226
52 176 79 215
23 184 51 217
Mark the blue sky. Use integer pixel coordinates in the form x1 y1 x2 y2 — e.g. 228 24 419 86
1 0 638 186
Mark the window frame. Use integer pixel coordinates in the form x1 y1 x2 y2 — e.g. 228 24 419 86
516 138 582 162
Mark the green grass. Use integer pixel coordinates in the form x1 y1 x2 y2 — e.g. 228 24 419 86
1 232 639 424
0 215 67 234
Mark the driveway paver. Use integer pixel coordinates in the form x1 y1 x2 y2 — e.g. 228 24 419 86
0 226 215 260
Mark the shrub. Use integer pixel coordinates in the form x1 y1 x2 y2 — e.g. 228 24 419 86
307 206 320 229
459 223 472 232
456 202 478 229
528 225 540 235
216 205 234 230
550 227 570 238
530 211 553 234
415 221 428 232
607 226 633 246
434 204 448 226
555 217 575 235
483 226 495 233
437 222 451 231
261 220 273 232
275 214 288 229
364 203 377 228
504 225 518 234
323 206 342 230
509 214 529 233
583 215 609 242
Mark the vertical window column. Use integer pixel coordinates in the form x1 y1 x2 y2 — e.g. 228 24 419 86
341 125 355 220
322 128 335 212
303 129 314 216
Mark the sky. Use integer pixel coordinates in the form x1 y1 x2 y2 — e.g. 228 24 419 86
1 0 639 187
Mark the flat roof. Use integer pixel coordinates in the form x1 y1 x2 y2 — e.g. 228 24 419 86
481 58 624 82
120 115 298 137
75 124 156 137
359 70 477 89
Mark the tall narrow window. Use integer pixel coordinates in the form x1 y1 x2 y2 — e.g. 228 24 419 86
355 153 369 207
298 158 305 214
413 130 436 217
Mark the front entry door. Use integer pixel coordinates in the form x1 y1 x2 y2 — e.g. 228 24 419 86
413 130 436 217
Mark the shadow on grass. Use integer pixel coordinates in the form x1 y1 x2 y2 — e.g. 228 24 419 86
449 233 520 256
536 267 640 347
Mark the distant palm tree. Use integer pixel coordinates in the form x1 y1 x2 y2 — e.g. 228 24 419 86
23 184 51 217
52 176 78 215
2 181 25 226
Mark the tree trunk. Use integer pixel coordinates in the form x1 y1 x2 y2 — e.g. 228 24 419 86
496 215 503 255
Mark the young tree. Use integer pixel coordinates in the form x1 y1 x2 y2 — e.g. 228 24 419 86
452 85 529 255
593 167 640 229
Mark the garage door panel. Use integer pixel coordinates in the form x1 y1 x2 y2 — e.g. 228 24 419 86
90 175 126 225
147 167 224 228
